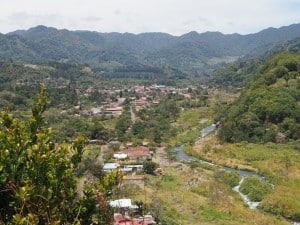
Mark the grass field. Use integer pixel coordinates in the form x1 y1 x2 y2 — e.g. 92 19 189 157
192 136 300 221
121 146 291 224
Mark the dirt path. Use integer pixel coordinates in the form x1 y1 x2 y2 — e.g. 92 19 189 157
153 147 194 177
154 147 180 168
130 106 137 123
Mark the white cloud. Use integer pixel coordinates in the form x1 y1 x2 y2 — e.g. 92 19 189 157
0 0 299 35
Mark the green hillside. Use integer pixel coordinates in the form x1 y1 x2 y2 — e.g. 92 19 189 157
0 61 102 110
2 24 300 78
218 52 300 143
210 37 300 87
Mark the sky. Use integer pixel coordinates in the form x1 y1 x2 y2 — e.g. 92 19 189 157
0 0 300 35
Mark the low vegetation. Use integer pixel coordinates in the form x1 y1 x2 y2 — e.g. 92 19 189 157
261 180 300 221
239 176 273 202
192 139 300 221
214 171 241 188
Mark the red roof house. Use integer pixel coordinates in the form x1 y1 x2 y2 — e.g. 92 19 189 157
121 146 151 162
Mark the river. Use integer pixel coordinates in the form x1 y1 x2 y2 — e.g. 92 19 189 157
171 144 262 209
171 145 300 225
171 124 300 225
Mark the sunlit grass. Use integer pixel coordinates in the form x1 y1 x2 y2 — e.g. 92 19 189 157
192 138 300 221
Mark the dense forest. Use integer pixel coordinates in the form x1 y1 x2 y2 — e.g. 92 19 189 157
1 24 300 78
217 52 300 143
209 37 300 87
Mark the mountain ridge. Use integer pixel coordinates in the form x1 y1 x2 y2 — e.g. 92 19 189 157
1 23 300 77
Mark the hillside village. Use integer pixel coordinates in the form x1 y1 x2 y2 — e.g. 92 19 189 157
82 84 199 118
0 20 299 225
103 143 157 225
79 84 209 224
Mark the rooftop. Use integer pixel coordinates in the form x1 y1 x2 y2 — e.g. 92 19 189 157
122 146 150 157
103 163 120 170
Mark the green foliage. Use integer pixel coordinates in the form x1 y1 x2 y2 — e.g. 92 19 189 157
99 170 121 196
214 171 241 188
115 108 132 141
158 216 180 225
2 24 300 80
0 61 92 110
209 60 262 87
239 176 273 202
133 97 180 144
0 85 77 223
260 180 300 221
218 52 300 143
143 161 159 175
71 135 87 168
75 184 114 225
0 85 115 224
200 208 231 221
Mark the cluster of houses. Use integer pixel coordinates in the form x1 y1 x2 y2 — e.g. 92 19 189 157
110 199 156 225
82 84 202 224
131 84 194 101
103 144 157 224
103 145 153 174
82 84 199 117
83 101 124 117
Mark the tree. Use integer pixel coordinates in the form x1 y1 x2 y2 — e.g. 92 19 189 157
0 84 115 224
143 161 159 175
0 84 78 224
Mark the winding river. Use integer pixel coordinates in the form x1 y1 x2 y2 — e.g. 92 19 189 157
172 144 262 209
171 124 300 225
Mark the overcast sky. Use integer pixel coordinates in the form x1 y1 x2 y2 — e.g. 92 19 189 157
0 0 300 35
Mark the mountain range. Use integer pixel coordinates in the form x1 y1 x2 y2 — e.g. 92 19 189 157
1 23 300 78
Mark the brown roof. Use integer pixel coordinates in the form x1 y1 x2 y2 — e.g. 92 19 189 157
122 146 150 157
114 214 156 225
106 107 123 111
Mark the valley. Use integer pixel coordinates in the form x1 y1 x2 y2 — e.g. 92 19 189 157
0 24 299 225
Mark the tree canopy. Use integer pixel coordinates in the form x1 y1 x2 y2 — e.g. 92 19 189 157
0 84 116 224
218 52 300 143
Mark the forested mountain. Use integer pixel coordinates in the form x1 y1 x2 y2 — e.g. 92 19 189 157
210 37 300 87
0 61 100 110
1 23 300 78
0 59 189 111
217 52 300 143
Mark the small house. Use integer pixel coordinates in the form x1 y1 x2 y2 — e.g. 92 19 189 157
103 163 120 173
114 153 128 160
122 146 151 162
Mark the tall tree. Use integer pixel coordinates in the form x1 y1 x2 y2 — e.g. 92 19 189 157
0 84 115 224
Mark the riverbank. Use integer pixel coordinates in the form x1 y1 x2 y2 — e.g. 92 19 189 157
192 133 300 223
121 146 290 225
172 145 264 209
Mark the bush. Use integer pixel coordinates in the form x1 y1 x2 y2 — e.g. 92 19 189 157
0 85 116 224
143 161 159 175
260 183 300 221
214 171 241 188
240 176 273 201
